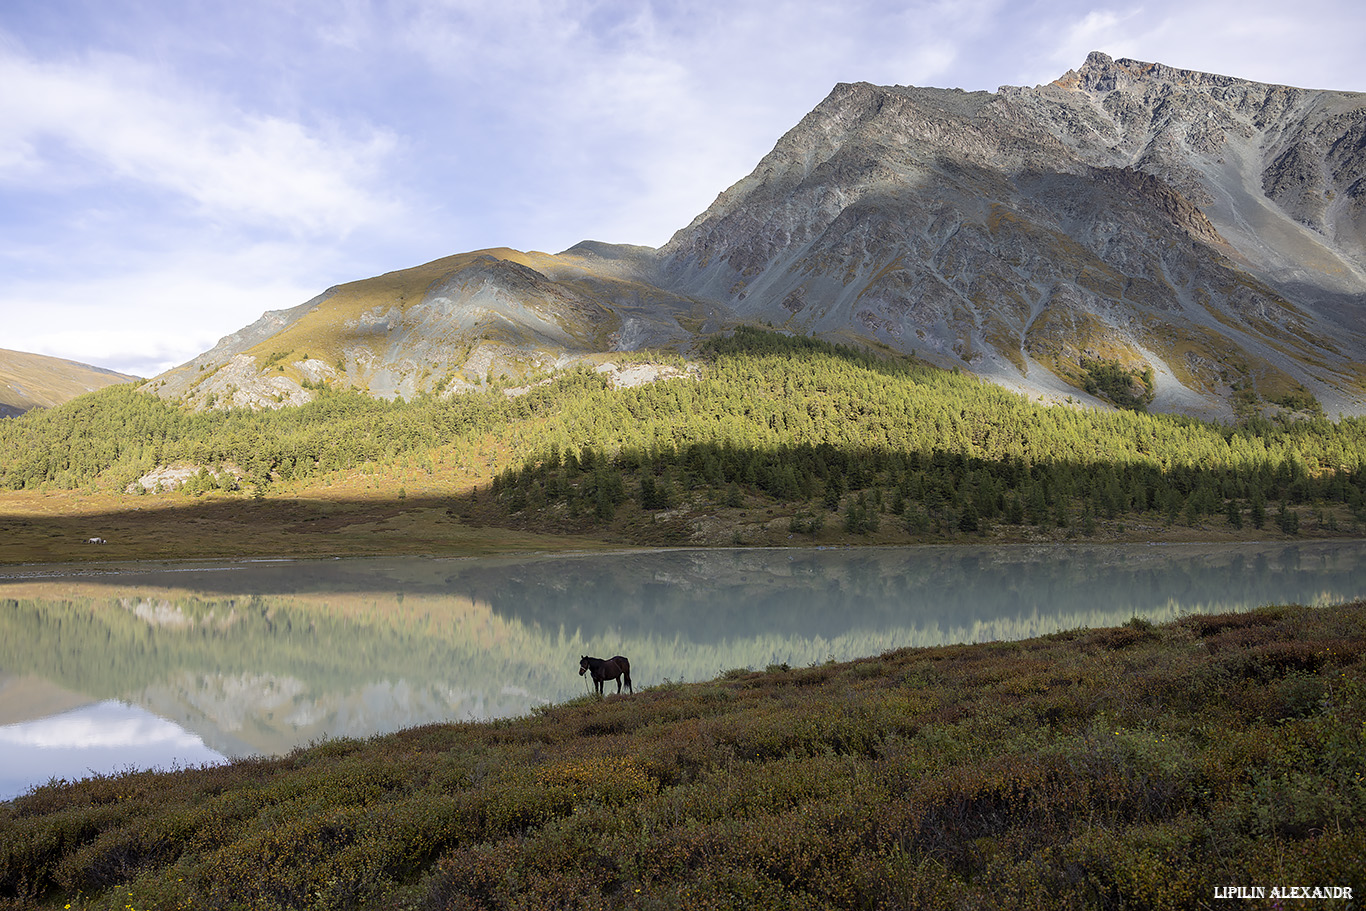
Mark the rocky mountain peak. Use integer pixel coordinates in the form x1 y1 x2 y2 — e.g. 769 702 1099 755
1059 50 1245 94
657 54 1366 418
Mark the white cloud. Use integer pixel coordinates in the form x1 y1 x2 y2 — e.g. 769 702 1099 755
386 0 1011 250
3 243 336 376
0 29 424 375
317 0 379 49
1047 9 1137 72
0 700 227 799
0 46 401 236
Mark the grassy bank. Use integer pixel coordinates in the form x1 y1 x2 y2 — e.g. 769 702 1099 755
3 486 1358 568
3 601 1364 910
0 489 616 565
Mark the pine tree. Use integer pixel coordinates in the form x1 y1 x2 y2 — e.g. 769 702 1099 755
1276 502 1300 535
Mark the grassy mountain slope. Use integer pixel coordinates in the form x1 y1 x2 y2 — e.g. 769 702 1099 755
130 54 1366 422
147 245 731 411
0 348 136 418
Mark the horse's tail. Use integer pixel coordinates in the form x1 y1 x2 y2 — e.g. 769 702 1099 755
615 656 633 693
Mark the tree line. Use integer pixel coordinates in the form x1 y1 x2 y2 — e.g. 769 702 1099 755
1 327 1363 537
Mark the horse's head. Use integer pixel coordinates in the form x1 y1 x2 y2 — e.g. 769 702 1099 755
578 656 589 675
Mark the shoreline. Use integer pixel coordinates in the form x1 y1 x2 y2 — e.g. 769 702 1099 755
3 487 1360 567
4 535 1366 576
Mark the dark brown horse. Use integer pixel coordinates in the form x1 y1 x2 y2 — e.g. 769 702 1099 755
579 655 633 695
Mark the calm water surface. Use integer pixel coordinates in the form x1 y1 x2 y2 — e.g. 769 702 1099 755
2 541 1363 800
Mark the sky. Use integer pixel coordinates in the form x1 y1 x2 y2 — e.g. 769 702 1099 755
3 0 1364 378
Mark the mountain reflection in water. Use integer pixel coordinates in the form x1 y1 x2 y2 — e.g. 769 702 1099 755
1 542 1363 799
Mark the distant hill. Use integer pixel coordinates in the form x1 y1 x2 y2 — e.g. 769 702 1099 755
0 349 137 417
149 52 1366 420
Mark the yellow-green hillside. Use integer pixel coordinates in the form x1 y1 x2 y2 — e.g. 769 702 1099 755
0 349 136 418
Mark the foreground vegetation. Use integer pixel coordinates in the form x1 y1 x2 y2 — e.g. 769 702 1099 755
2 601 1363 909
1 329 1364 561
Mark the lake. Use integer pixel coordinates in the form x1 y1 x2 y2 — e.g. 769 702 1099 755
2 541 1364 800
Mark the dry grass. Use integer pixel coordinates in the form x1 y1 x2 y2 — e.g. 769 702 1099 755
0 488 611 565
0 350 135 416
2 477 1358 566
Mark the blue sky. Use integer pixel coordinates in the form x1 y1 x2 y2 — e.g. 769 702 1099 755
3 0 1364 378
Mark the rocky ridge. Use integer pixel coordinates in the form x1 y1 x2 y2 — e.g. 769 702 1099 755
657 51 1366 418
151 245 731 410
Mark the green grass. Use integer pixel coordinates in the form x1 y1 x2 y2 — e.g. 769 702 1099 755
3 601 1364 909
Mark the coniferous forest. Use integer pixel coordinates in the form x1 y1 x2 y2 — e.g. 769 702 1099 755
2 328 1364 546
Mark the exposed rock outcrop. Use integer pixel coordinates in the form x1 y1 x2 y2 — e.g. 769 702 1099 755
659 51 1366 418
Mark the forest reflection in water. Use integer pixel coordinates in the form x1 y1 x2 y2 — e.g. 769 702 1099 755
1 541 1363 799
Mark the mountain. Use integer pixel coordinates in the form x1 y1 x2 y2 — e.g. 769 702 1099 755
658 52 1366 419
152 53 1366 419
0 348 137 418
149 245 732 410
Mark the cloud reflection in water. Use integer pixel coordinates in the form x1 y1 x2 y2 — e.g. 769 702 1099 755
0 700 226 801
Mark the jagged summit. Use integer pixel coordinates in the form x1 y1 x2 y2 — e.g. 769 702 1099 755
151 54 1366 419
1058 51 1256 93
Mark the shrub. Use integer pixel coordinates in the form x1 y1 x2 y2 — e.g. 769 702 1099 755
4 602 1365 909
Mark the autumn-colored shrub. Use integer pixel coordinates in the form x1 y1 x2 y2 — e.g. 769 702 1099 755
2 601 1363 910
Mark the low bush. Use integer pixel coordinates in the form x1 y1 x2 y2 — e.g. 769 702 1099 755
2 602 1363 909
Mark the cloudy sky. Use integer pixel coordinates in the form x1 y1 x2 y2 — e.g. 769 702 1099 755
3 0 1364 377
